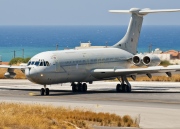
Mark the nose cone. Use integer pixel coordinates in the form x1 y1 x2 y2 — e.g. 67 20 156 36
25 67 38 84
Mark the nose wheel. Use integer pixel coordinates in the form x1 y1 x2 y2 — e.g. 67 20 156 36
40 85 49 95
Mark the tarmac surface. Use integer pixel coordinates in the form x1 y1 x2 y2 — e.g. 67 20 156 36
0 79 180 129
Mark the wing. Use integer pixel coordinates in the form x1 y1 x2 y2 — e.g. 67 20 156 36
0 65 26 70
91 65 180 79
0 64 27 78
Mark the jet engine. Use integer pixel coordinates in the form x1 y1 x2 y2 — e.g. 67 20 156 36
142 54 161 66
4 72 16 78
132 54 144 66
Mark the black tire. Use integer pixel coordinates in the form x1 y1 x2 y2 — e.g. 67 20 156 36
116 84 121 92
40 88 45 96
72 84 77 92
124 84 132 93
78 83 82 92
82 83 87 92
127 85 131 93
122 84 126 92
45 88 49 95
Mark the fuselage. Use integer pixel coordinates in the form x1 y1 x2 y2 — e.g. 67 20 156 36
25 47 133 85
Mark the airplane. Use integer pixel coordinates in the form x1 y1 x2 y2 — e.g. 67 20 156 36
1 8 180 96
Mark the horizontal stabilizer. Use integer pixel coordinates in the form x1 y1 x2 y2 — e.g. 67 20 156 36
109 8 180 15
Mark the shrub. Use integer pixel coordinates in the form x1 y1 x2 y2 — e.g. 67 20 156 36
160 60 171 66
23 57 31 63
9 57 31 65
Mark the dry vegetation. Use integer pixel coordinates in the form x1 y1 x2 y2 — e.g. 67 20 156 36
133 75 180 82
0 102 139 129
129 64 180 82
0 68 26 79
0 62 26 79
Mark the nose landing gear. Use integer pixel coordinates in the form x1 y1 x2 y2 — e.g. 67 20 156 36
40 85 49 95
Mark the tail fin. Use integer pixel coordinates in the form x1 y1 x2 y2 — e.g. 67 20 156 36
109 8 180 54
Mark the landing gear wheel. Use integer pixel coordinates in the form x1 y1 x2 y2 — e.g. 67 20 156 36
72 84 77 92
78 83 82 92
40 88 45 95
82 83 87 92
116 84 121 92
116 76 132 93
122 84 126 92
127 85 131 93
45 88 49 95
122 84 131 93
123 84 127 92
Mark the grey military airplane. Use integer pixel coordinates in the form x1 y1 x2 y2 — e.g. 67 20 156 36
1 8 180 95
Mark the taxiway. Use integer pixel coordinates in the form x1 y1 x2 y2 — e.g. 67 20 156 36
0 79 180 129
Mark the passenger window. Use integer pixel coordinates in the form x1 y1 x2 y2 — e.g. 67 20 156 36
35 61 40 66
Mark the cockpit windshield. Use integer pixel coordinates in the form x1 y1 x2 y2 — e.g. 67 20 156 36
27 60 50 66
35 61 40 66
27 61 31 66
31 61 35 65
46 61 50 66
39 62 43 66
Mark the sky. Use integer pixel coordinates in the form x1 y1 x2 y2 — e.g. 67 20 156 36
0 0 180 25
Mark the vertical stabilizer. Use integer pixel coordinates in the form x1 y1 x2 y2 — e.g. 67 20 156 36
109 8 180 55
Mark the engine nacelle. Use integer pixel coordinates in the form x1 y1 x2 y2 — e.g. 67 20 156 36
142 54 161 66
132 54 144 66
4 72 16 79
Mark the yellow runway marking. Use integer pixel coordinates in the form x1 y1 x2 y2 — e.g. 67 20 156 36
29 92 36 96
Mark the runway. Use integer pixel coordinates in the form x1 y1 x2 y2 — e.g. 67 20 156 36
0 79 180 128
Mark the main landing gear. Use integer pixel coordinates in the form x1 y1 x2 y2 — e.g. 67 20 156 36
116 76 131 93
40 85 49 95
71 82 87 92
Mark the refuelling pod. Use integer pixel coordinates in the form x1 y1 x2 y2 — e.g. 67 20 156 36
142 54 161 66
4 68 16 78
132 54 144 66
4 72 16 79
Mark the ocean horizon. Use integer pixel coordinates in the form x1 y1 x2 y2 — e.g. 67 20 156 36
0 25 180 61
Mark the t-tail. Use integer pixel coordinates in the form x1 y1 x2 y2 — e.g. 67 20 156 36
109 8 180 55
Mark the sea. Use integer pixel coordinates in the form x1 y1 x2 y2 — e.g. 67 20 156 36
0 25 180 61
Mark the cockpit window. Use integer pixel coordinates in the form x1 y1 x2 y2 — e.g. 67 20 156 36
44 62 46 66
31 61 35 65
28 59 50 66
46 61 50 66
40 62 43 66
35 61 40 66
27 61 31 66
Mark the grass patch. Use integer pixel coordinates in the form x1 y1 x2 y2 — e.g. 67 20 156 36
0 102 139 129
111 75 180 82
